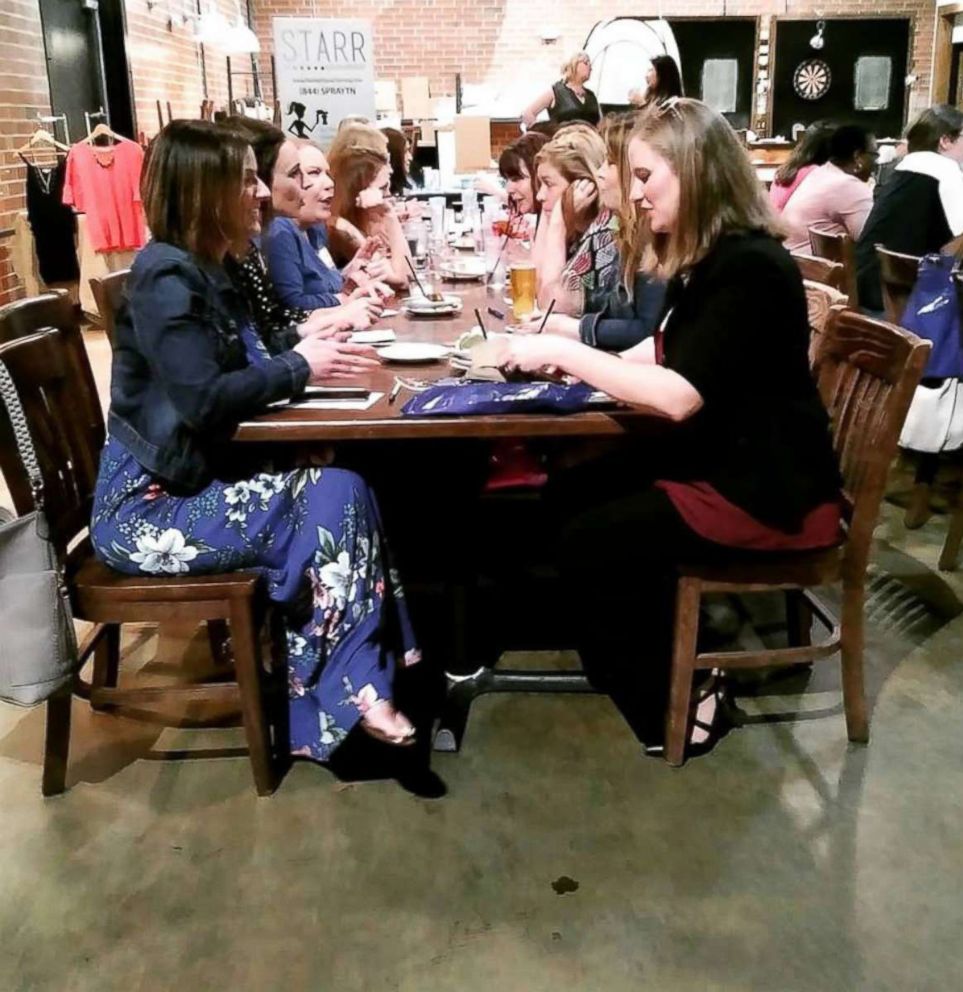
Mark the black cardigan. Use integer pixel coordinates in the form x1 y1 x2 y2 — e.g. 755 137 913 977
654 230 841 532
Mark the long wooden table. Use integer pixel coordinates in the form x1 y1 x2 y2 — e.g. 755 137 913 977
235 279 644 751
234 282 643 443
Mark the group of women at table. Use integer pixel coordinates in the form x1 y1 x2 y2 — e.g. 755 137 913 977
90 94 842 783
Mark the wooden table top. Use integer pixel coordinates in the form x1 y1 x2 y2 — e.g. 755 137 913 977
234 280 644 443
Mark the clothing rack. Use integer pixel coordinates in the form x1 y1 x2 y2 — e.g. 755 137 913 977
36 113 70 145
84 108 109 137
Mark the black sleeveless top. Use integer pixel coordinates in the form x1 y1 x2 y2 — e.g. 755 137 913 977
549 81 601 126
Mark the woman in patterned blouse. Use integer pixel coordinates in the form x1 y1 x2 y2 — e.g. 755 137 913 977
532 124 620 316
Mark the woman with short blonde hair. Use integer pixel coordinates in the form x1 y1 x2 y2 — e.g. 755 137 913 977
488 100 840 760
521 51 601 128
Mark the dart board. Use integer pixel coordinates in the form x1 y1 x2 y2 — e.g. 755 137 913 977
793 59 831 101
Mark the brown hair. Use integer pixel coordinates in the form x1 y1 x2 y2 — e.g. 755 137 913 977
905 104 963 154
142 119 248 261
536 122 607 243
328 123 388 170
498 131 550 211
328 146 390 262
631 99 782 279
381 126 408 196
600 111 642 290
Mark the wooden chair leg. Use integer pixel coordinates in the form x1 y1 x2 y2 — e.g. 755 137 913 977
664 577 702 767
207 619 231 667
228 600 275 796
938 498 963 571
41 684 73 796
785 590 813 647
90 623 121 710
840 580 869 744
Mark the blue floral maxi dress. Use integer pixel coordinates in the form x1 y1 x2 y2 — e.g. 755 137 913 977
90 324 420 761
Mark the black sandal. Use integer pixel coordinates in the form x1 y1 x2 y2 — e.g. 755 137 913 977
643 673 735 760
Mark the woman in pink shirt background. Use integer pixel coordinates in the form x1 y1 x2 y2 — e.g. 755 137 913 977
769 121 834 213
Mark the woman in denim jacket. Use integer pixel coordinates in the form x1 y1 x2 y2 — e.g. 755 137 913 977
91 121 421 761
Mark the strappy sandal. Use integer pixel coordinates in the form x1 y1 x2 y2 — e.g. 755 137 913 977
643 672 734 760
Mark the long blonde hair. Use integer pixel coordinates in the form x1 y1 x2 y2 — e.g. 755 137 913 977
327 122 388 171
536 123 607 244
600 112 642 291
632 99 782 279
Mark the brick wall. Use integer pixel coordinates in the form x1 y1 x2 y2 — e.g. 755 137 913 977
0 0 52 305
253 0 936 122
125 0 252 140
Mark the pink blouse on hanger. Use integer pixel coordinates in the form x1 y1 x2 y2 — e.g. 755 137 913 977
63 140 146 253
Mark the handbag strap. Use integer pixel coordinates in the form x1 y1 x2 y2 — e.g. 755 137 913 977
0 357 45 507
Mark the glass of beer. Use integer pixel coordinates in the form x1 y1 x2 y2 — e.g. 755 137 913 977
510 263 537 320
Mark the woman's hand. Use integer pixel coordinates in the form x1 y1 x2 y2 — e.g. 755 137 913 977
571 178 598 214
476 334 563 374
293 339 381 382
299 310 351 341
356 187 385 210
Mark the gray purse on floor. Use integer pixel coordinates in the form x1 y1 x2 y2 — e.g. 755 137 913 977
0 358 78 706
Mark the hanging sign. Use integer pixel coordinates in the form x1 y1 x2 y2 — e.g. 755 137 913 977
272 18 376 148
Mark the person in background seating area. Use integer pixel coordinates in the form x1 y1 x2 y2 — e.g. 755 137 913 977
90 120 425 766
769 121 834 213
856 104 963 314
629 55 684 110
522 51 601 129
781 124 877 254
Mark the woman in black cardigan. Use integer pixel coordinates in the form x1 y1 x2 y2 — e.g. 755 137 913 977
486 100 842 758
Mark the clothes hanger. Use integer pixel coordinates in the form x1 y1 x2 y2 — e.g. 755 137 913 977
16 127 70 155
82 122 126 145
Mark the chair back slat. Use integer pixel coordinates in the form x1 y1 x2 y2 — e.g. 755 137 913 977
809 228 859 307
795 254 846 294
0 292 104 457
89 270 130 344
813 307 930 571
875 246 920 325
0 329 101 556
803 279 848 365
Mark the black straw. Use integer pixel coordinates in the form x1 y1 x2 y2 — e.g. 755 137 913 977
474 307 488 340
537 298 556 334
485 235 510 284
404 255 431 298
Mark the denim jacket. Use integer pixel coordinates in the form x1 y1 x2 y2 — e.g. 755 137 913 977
578 273 667 351
108 240 309 490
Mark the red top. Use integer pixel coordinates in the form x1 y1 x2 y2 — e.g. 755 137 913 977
654 326 842 551
63 141 146 253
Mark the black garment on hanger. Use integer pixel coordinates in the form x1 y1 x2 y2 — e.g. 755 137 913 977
20 154 79 284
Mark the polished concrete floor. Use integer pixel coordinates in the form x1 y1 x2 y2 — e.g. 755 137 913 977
1 332 962 991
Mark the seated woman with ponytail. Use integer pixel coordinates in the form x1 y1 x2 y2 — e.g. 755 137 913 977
91 120 422 766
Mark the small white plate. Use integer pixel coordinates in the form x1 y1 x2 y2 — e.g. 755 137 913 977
350 329 396 345
379 342 450 363
402 293 462 310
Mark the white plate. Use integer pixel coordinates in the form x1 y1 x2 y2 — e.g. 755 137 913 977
350 329 396 344
441 261 486 281
379 343 450 363
402 293 462 310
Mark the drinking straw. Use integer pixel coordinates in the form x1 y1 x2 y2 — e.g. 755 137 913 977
536 298 556 334
473 307 489 340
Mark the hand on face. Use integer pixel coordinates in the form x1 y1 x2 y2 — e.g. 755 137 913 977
356 187 385 210
571 178 598 214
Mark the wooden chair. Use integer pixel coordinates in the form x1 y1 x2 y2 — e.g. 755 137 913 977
664 307 931 766
89 269 130 343
803 279 848 365
875 246 920 325
809 228 859 307
793 253 846 295
0 327 277 796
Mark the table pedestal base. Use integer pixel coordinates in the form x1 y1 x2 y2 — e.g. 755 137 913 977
433 665 599 752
